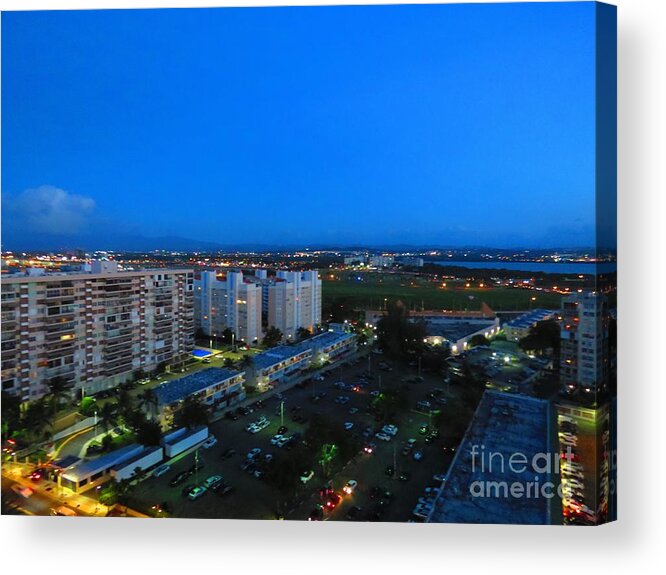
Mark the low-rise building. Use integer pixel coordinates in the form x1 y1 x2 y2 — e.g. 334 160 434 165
427 391 558 525
249 345 313 389
161 425 208 458
247 329 357 389
420 316 501 354
503 309 556 342
110 446 164 482
148 367 245 426
59 443 159 493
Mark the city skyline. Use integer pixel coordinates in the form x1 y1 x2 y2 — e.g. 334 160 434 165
3 3 598 250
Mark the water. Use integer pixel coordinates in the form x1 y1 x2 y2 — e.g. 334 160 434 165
432 261 616 275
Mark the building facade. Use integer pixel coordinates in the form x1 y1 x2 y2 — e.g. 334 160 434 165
265 270 322 340
194 270 263 344
560 292 610 397
1 262 194 402
148 367 245 427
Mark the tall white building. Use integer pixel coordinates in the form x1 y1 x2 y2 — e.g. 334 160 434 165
194 270 263 345
560 292 610 397
1 262 195 401
266 270 322 340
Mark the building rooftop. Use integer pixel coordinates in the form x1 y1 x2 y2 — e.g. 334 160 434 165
253 344 313 369
428 391 555 525
423 319 497 343
62 444 145 481
252 330 355 370
152 367 240 405
161 425 208 447
504 309 555 329
110 446 163 472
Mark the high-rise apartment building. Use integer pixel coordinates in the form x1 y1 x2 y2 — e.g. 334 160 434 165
194 270 263 344
1 262 195 402
266 270 322 340
560 291 610 398
194 269 322 345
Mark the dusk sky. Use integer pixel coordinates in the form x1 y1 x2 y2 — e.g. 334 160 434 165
2 3 597 249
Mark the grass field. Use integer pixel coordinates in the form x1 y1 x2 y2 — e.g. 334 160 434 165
321 271 563 312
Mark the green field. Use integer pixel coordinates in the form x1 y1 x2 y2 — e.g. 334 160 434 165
322 271 563 312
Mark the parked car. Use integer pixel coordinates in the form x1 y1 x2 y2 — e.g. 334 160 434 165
220 448 236 459
247 448 262 459
300 470 315 484
187 486 207 501
204 475 223 489
153 464 171 478
170 471 190 487
202 435 218 449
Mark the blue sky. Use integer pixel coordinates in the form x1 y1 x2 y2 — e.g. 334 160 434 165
2 3 598 248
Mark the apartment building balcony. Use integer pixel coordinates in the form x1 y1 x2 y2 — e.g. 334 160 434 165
45 364 77 379
43 288 76 299
103 363 134 378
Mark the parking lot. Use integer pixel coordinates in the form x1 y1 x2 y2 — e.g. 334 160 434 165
131 354 462 521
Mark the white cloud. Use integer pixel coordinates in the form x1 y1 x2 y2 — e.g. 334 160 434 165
5 185 96 234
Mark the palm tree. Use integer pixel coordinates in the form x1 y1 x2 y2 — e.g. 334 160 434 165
116 388 135 423
22 399 54 442
97 402 119 434
46 376 73 421
239 354 254 370
174 395 209 429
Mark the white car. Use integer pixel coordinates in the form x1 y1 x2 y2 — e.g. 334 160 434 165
202 435 218 449
344 422 354 431
247 448 262 459
375 432 392 442
300 470 315 484
343 480 358 495
382 424 398 436
424 487 441 496
276 437 290 448
270 434 285 445
153 464 171 478
433 473 447 483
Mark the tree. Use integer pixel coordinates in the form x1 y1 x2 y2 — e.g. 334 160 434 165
239 354 254 369
519 319 560 356
97 402 119 434
136 419 162 446
262 326 283 348
468 334 490 348
79 396 98 417
223 357 235 368
319 443 338 478
46 376 73 421
323 297 359 324
1 391 22 440
376 301 427 359
21 399 53 441
221 328 234 345
116 388 135 423
296 327 312 341
174 396 209 429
